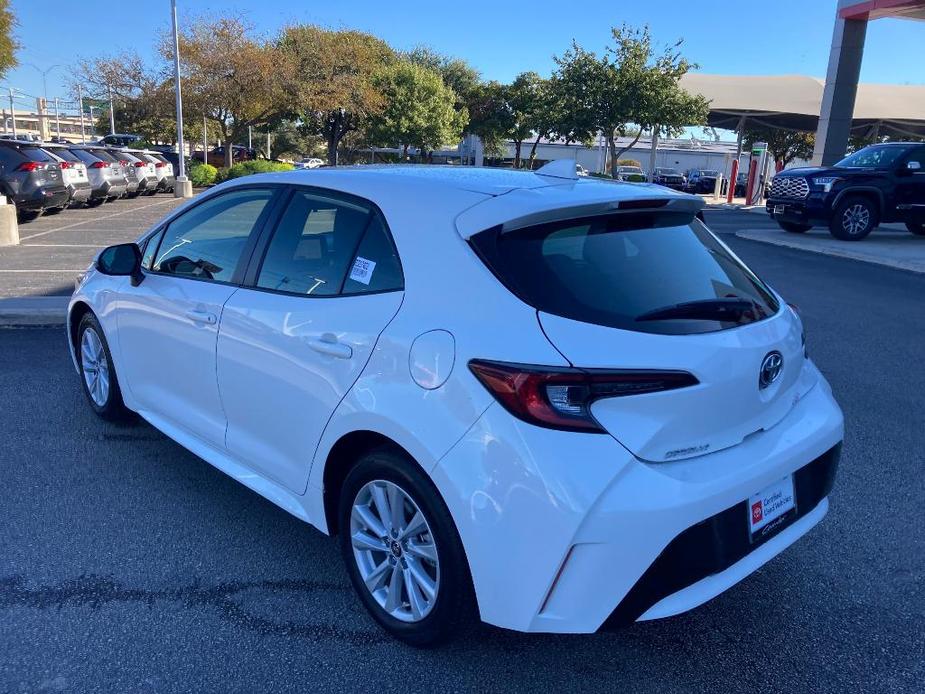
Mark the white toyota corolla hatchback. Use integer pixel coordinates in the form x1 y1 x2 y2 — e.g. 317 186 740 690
69 162 844 645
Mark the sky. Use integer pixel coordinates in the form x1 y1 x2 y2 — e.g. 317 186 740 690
5 0 923 111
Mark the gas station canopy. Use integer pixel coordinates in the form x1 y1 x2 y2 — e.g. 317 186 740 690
680 73 925 139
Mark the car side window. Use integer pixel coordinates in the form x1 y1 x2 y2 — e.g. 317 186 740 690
152 188 274 284
256 190 373 296
342 214 404 294
904 146 925 169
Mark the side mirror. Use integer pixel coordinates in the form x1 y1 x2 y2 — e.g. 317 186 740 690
97 243 144 286
908 161 922 171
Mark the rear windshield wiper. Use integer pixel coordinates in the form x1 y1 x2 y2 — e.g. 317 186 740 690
635 298 760 323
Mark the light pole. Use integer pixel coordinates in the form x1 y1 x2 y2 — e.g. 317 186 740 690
78 85 86 143
54 97 61 139
108 84 116 135
170 0 192 197
23 63 62 104
203 114 207 166
7 88 16 138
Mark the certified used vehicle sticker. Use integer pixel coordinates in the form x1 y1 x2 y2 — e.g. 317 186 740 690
349 256 376 285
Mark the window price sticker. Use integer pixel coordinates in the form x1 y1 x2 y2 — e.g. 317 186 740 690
349 256 377 285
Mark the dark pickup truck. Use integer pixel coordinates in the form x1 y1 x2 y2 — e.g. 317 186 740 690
767 142 925 241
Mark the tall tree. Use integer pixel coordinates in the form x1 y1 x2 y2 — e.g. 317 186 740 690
466 80 514 161
170 16 294 167
280 26 395 165
553 26 707 177
368 60 468 160
404 46 481 114
507 72 546 169
0 0 16 80
72 52 174 143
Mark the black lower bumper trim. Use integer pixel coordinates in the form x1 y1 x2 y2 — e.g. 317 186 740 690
601 443 841 628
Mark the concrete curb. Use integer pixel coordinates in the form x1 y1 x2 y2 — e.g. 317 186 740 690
0 297 68 327
735 229 925 274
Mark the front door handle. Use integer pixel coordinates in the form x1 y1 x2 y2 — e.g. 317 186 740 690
305 333 353 359
185 309 217 325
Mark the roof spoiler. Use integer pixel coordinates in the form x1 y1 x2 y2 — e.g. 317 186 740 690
499 196 705 233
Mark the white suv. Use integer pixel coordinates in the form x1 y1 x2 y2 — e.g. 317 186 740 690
68 162 844 645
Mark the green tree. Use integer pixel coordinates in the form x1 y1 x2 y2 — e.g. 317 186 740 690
553 25 707 177
466 80 514 161
368 60 468 160
0 0 16 80
280 26 395 165
170 16 294 167
744 125 815 167
404 46 481 114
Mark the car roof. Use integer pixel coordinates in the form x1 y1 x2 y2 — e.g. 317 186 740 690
199 163 701 239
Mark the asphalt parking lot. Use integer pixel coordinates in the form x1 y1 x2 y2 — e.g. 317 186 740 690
0 195 187 298
1 209 923 693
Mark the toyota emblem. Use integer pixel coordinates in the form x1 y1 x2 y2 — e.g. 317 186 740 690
759 351 784 389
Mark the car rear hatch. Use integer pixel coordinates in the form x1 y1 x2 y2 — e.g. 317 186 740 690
465 187 816 462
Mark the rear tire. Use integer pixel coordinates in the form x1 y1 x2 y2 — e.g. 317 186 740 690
906 222 925 236
777 221 812 233
829 196 878 241
16 209 41 223
338 448 477 646
44 206 64 215
77 312 133 422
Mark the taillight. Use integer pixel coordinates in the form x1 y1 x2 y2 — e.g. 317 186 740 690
59 161 72 169
89 161 110 169
119 160 129 166
154 162 166 168
134 161 146 167
17 162 46 172
468 360 698 433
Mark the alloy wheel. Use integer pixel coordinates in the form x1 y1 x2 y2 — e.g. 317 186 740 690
81 327 110 407
842 204 870 237
350 479 440 623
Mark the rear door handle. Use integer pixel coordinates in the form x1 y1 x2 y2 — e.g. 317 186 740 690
305 333 353 360
185 309 217 325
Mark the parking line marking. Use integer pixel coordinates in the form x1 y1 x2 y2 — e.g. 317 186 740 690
0 269 85 272
18 198 179 241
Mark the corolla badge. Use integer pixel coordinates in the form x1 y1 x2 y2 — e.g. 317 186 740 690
759 351 784 389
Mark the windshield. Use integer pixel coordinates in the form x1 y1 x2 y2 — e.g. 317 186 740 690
470 213 779 336
836 145 906 169
619 167 643 173
700 170 719 177
657 169 682 175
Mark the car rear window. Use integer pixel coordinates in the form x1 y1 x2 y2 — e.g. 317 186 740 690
48 147 82 163
470 212 780 336
70 149 101 164
19 145 57 162
88 149 118 162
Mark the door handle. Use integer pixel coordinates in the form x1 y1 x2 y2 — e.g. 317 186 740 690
185 309 217 325
305 333 353 359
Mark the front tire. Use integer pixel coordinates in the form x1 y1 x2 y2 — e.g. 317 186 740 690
778 221 812 233
829 196 878 241
906 222 925 236
77 313 132 422
338 449 476 646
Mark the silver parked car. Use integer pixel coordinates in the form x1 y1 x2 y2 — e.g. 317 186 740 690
67 147 129 205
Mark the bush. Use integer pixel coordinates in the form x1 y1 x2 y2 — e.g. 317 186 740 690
617 158 641 167
222 159 294 181
189 163 218 187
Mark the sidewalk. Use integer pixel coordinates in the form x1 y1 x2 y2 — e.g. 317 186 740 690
735 226 925 274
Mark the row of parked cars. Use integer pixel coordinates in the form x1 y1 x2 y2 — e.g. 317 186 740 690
0 137 176 223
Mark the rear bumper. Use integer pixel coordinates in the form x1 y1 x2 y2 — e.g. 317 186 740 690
67 181 93 203
433 366 844 633
603 444 839 626
767 192 833 225
15 186 69 211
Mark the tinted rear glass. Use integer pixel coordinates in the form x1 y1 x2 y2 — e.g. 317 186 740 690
88 149 118 162
19 146 57 162
470 213 780 336
47 147 81 162
70 149 101 164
